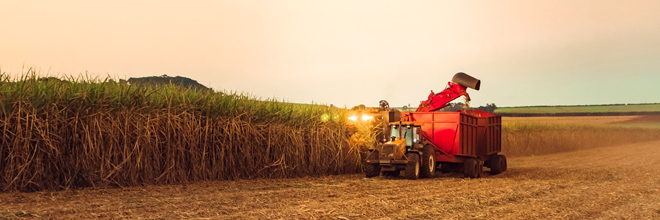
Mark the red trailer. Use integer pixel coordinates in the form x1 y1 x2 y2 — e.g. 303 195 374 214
363 73 507 179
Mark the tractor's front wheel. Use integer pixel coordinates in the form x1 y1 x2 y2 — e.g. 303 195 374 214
405 153 420 180
364 151 381 178
364 163 380 178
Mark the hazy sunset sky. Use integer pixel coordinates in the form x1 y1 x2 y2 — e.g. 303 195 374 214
2 1 659 108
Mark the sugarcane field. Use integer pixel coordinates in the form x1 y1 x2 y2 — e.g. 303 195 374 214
3 1 660 219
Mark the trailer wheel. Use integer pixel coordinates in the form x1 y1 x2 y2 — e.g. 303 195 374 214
364 151 381 178
499 155 507 172
489 155 506 175
420 146 436 178
404 153 420 180
463 158 477 178
476 160 484 178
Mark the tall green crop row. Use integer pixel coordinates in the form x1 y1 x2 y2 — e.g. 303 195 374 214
0 70 361 191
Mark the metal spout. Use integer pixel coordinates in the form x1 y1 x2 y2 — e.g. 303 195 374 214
451 72 481 90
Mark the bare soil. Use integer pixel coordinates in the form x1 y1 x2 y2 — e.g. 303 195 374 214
618 115 660 123
2 140 660 219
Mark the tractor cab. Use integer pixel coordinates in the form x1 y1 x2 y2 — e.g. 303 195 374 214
387 122 423 148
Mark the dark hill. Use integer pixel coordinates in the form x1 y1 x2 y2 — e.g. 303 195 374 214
128 75 210 91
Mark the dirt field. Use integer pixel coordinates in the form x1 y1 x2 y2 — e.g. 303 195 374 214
505 115 638 125
2 139 660 219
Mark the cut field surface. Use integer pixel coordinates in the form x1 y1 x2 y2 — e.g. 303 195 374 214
614 115 660 129
2 140 660 219
504 115 636 125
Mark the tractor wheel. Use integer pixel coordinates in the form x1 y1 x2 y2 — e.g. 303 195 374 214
489 155 505 175
364 151 381 178
382 171 399 177
404 153 420 180
463 158 477 178
420 146 436 178
364 163 380 178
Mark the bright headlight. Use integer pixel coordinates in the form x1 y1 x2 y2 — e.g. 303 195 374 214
361 115 373 121
348 115 358 121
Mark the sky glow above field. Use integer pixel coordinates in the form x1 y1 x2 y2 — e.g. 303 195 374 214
1 0 659 108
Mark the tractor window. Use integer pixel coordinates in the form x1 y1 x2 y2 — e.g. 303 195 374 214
413 127 420 142
390 125 415 146
390 125 400 139
403 126 413 146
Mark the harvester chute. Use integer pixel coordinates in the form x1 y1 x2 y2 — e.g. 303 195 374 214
416 72 481 112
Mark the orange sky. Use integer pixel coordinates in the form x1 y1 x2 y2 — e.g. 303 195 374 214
2 0 659 107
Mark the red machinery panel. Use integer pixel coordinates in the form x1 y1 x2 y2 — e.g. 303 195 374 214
404 110 501 158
